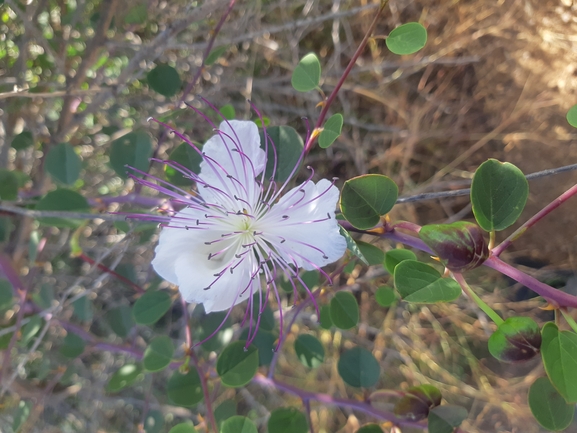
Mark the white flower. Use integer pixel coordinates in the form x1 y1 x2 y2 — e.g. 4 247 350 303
144 119 346 319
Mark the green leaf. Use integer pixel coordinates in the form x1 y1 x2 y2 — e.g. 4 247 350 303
0 169 19 200
394 260 461 303
11 130 34 150
36 189 90 228
291 53 321 92
384 249 417 274
196 310 233 352
109 131 153 179
529 376 574 431
167 368 203 406
386 22 427 55
470 159 528 231
32 283 53 309
0 279 13 310
72 296 93 322
375 286 397 307
214 399 237 428
338 346 380 388
319 113 343 148
488 316 541 363
356 424 383 433
294 334 325 368
143 336 174 372
330 291 359 330
44 143 82 185
164 142 203 186
319 304 333 329
541 322 577 403
220 104 236 120
0 217 14 242
20 315 42 346
339 226 369 265
394 384 442 421
125 4 147 24
147 64 181 97
251 299 275 331
340 174 398 229
168 423 194 433
106 305 134 337
205 45 228 66
260 125 304 182
419 222 489 272
60 332 85 358
12 400 32 432
221 416 258 433
267 407 308 433
567 104 577 128
144 410 164 433
106 363 143 392
428 406 468 433
240 328 276 366
132 291 172 326
216 341 259 387
356 241 385 266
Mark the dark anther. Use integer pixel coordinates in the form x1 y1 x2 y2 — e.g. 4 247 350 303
282 215 289 219
204 241 212 245
323 255 329 259
227 174 233 178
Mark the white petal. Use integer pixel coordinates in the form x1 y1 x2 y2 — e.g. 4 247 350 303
263 179 347 269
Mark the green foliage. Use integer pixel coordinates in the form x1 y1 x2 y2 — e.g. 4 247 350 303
541 323 577 403
267 407 308 433
168 423 195 433
167 368 203 406
329 291 359 330
20 315 43 346
319 304 333 329
221 416 258 433
356 425 383 433
384 249 417 274
488 316 541 362
339 227 370 265
144 410 164 433
164 142 202 186
44 143 82 185
394 384 442 421
214 399 237 428
11 130 34 150
338 346 380 388
340 174 398 229
427 406 468 433
294 334 325 368
143 336 174 372
220 104 236 120
12 400 32 432
72 296 93 322
261 125 304 182
386 22 428 55
109 131 153 179
240 328 276 366
147 64 181 97
566 104 577 128
205 46 229 66
0 169 19 200
106 363 143 392
356 241 385 266
291 53 321 92
0 279 14 310
106 305 135 338
60 332 85 358
216 341 259 387
375 286 397 307
36 189 90 228
529 376 574 431
195 310 233 352
394 260 462 303
132 291 172 326
319 113 344 148
470 159 528 231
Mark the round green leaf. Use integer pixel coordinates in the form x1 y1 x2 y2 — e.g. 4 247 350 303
541 322 577 403
216 341 259 388
36 189 90 228
44 143 81 185
394 384 442 421
167 422 195 433
214 399 237 428
0 169 18 200
294 334 325 368
0 216 14 242
330 291 359 330
394 260 461 303
221 416 258 433
144 410 164 433
567 104 577 128
338 346 380 388
164 142 203 186
340 174 398 230
147 64 181 97
488 316 541 363
167 368 203 406
125 4 147 24
319 304 333 329
240 328 276 366
220 104 236 120
20 315 43 346
319 113 343 148
471 159 528 231
356 241 385 266
72 296 93 322
260 125 304 182
427 406 468 433
132 291 172 326
386 22 427 55
60 332 85 358
291 53 321 92
143 336 174 372
356 424 383 433
205 46 228 66
106 305 135 337
106 363 143 392
11 130 34 150
375 286 397 307
110 131 153 179
529 376 574 431
0 279 14 310
267 407 308 433
196 310 233 353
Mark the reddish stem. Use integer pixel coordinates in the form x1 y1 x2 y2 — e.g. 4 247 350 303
79 253 145 294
